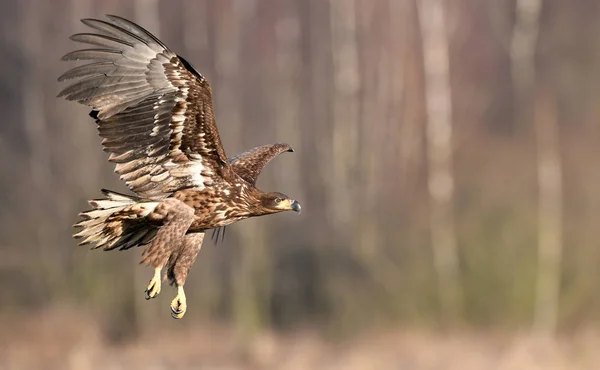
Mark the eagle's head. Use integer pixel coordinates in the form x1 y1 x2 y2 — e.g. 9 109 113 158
259 192 302 215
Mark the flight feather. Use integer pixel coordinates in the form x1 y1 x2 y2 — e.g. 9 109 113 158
228 143 293 184
58 15 228 200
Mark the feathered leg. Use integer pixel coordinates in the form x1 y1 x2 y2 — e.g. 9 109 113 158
141 198 195 300
167 232 205 319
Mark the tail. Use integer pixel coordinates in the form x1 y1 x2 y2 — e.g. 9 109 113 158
74 189 160 251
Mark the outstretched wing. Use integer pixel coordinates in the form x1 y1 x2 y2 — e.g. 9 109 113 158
228 143 293 185
58 15 228 199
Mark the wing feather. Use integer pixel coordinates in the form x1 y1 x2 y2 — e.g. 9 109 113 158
70 33 135 49
58 15 229 199
58 62 142 81
228 143 294 184
61 49 124 62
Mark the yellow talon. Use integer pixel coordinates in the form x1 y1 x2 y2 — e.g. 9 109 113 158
144 267 162 300
170 285 187 319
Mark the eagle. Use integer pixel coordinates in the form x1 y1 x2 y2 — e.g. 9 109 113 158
58 15 301 319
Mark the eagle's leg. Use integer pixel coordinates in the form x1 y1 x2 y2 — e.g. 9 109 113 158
144 267 162 300
141 198 195 301
167 232 205 319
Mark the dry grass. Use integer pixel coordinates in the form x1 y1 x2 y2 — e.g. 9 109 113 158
1 307 600 370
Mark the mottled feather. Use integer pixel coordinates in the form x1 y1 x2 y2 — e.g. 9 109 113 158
210 143 293 242
58 15 229 200
61 16 301 320
228 143 294 185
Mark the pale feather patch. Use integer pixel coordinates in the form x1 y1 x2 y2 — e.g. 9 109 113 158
75 189 159 250
172 124 184 133
151 171 170 183
82 207 119 220
150 124 161 137
163 158 205 187
213 209 227 220
104 191 135 202
89 199 134 210
188 153 202 160
74 223 104 238
136 202 160 216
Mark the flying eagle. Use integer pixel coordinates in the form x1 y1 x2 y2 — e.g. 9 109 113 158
58 15 301 319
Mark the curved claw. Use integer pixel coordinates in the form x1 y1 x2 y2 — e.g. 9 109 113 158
171 305 182 314
145 268 162 300
170 302 186 319
144 286 157 300
170 286 187 319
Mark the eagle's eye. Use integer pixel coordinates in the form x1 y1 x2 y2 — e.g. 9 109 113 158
274 197 283 203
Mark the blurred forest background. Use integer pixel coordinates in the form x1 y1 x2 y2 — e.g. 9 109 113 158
2 0 600 368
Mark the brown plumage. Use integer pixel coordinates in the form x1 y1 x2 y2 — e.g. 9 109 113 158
211 143 294 242
59 15 301 319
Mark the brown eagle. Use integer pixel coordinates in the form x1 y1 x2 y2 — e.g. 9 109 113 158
58 15 301 319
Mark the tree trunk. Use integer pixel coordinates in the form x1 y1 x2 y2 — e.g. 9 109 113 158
509 0 562 336
329 0 360 239
20 0 58 304
532 83 562 336
511 0 542 129
417 0 462 323
273 0 302 197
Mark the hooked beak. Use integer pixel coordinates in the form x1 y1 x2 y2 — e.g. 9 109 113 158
291 200 302 214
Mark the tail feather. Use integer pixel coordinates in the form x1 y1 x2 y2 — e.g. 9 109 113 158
74 189 159 251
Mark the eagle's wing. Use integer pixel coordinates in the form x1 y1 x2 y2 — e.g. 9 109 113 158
58 15 228 199
228 143 293 185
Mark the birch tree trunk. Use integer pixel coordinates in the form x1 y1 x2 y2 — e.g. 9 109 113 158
274 0 302 196
329 0 360 238
302 0 333 241
532 84 562 336
63 0 94 306
20 0 47 191
354 0 389 279
510 0 563 336
20 0 57 303
392 0 419 193
417 0 462 323
511 0 542 115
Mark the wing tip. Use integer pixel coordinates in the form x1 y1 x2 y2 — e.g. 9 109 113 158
105 14 122 21
68 34 83 42
78 212 92 220
80 15 114 26
279 143 294 153
81 17 99 25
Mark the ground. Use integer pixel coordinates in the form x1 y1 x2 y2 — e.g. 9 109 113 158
1 306 599 370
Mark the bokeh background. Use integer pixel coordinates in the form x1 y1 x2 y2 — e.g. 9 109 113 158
1 0 600 369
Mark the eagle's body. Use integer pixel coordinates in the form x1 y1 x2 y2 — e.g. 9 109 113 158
58 15 301 319
170 181 263 230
